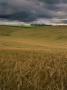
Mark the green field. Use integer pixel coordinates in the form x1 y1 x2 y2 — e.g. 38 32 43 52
0 25 67 90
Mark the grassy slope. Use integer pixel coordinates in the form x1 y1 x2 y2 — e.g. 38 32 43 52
0 25 67 49
0 25 67 90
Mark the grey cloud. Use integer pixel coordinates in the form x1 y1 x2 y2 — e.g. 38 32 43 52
0 0 67 21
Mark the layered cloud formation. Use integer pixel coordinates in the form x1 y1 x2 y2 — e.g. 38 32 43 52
0 0 67 21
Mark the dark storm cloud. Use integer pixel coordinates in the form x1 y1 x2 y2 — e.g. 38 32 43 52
0 0 67 20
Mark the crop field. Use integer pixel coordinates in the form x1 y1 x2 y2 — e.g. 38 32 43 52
0 25 67 90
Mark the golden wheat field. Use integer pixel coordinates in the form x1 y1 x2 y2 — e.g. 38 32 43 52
0 25 67 90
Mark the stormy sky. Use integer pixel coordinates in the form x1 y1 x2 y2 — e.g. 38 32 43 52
0 0 67 21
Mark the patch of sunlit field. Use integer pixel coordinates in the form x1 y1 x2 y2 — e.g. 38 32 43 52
0 25 67 90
